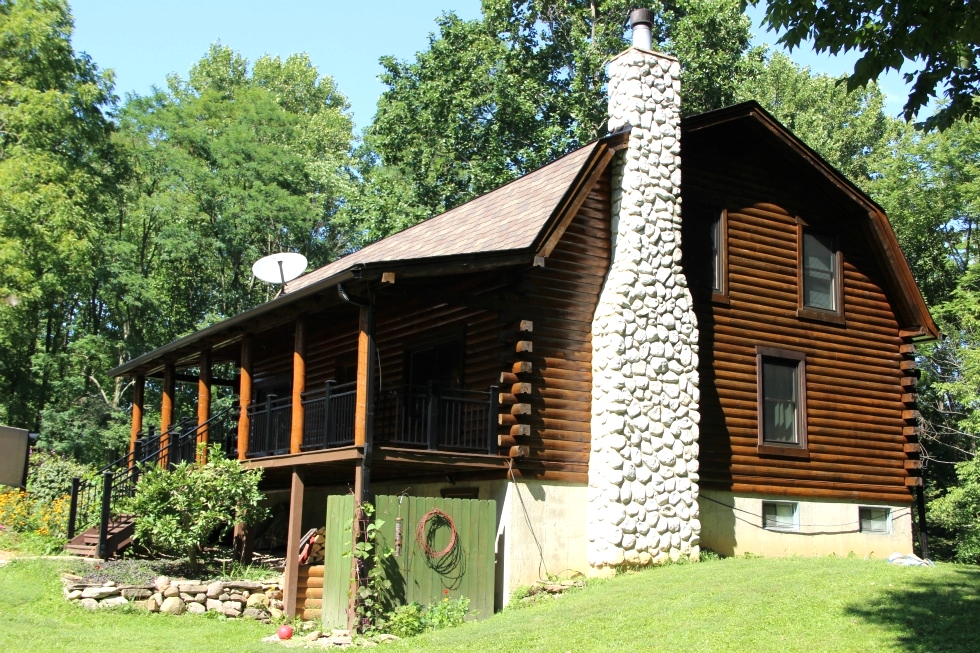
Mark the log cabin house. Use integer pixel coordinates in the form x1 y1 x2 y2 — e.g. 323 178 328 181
108 13 938 617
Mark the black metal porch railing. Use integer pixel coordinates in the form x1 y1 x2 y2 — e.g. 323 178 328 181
375 385 499 454
244 383 500 458
66 404 239 557
302 381 357 450
246 395 292 457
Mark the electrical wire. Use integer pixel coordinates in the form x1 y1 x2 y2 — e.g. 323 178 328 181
699 494 913 535
507 459 551 580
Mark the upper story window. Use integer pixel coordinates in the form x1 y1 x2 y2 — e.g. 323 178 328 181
802 231 837 310
799 227 843 323
710 209 728 298
680 203 728 303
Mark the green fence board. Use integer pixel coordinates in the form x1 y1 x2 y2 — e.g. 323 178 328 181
322 494 355 628
321 494 496 626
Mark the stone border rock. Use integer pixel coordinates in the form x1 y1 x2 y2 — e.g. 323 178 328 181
62 573 285 622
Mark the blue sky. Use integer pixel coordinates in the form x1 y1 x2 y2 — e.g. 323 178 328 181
68 1 913 132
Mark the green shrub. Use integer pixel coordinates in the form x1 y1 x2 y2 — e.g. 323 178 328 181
384 597 470 637
26 449 97 506
123 444 268 571
929 455 980 564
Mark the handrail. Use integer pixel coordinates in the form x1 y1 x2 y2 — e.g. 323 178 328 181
67 404 239 548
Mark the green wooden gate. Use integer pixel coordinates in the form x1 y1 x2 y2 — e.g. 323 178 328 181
321 494 496 628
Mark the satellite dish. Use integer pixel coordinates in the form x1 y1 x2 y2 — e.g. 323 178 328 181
252 252 308 285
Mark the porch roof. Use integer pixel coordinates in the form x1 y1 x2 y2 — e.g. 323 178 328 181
109 131 627 377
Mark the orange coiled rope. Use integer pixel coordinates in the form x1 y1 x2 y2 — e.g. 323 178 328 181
415 508 457 558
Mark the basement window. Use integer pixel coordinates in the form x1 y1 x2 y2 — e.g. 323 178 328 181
859 507 891 533
762 502 799 531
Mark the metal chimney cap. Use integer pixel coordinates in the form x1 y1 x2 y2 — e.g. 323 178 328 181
629 8 654 28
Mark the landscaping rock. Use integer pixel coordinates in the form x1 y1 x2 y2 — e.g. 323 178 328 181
81 586 119 600
180 584 208 594
154 576 170 591
66 589 82 600
242 607 268 620
163 586 180 598
179 592 195 601
223 600 244 612
121 588 152 600
374 634 400 643
194 592 206 603
246 593 268 608
224 607 242 618
206 598 223 612
229 592 245 603
160 597 186 615
224 581 263 591
186 602 206 614
218 592 230 601
326 634 352 646
151 592 164 605
306 630 322 642
79 598 99 610
101 596 129 608
268 607 283 620
206 581 223 598
146 597 160 612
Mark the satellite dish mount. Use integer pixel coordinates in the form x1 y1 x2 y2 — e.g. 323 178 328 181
252 252 308 294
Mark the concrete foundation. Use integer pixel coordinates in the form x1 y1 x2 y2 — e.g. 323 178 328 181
698 490 914 558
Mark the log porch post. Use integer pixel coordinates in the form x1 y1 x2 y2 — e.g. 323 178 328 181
290 319 306 455
197 349 212 462
283 467 305 618
349 303 376 629
237 336 253 461
160 362 175 466
129 374 144 456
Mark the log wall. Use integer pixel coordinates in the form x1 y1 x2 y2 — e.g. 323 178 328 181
682 132 916 503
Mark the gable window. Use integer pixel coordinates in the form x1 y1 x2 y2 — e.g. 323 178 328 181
798 227 844 323
710 209 728 298
859 507 891 533
680 204 727 302
756 346 808 457
762 501 799 531
803 231 836 309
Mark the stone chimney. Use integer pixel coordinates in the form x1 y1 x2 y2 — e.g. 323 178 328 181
586 9 701 567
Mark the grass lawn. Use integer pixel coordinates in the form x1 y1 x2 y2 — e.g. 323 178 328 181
0 555 977 653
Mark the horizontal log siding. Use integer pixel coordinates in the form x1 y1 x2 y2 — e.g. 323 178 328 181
510 173 611 482
683 156 912 502
248 291 498 424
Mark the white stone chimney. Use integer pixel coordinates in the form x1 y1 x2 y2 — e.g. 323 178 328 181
587 9 701 567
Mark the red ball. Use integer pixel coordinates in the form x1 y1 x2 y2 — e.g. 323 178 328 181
277 625 293 640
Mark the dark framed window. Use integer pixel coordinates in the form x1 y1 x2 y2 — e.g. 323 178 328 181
680 204 727 303
756 346 808 457
798 227 843 322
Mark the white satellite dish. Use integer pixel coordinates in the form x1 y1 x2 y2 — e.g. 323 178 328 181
252 252 308 285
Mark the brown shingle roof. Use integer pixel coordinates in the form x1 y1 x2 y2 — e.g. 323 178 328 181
285 142 599 293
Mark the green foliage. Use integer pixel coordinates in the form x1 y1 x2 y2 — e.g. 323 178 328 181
349 1 752 240
736 51 889 185
347 502 395 633
750 0 980 131
385 597 471 638
0 0 121 447
26 448 96 506
124 444 268 570
929 456 980 564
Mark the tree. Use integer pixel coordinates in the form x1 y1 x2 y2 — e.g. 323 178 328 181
350 1 752 238
736 51 889 185
748 0 980 131
126 445 268 571
0 0 120 446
